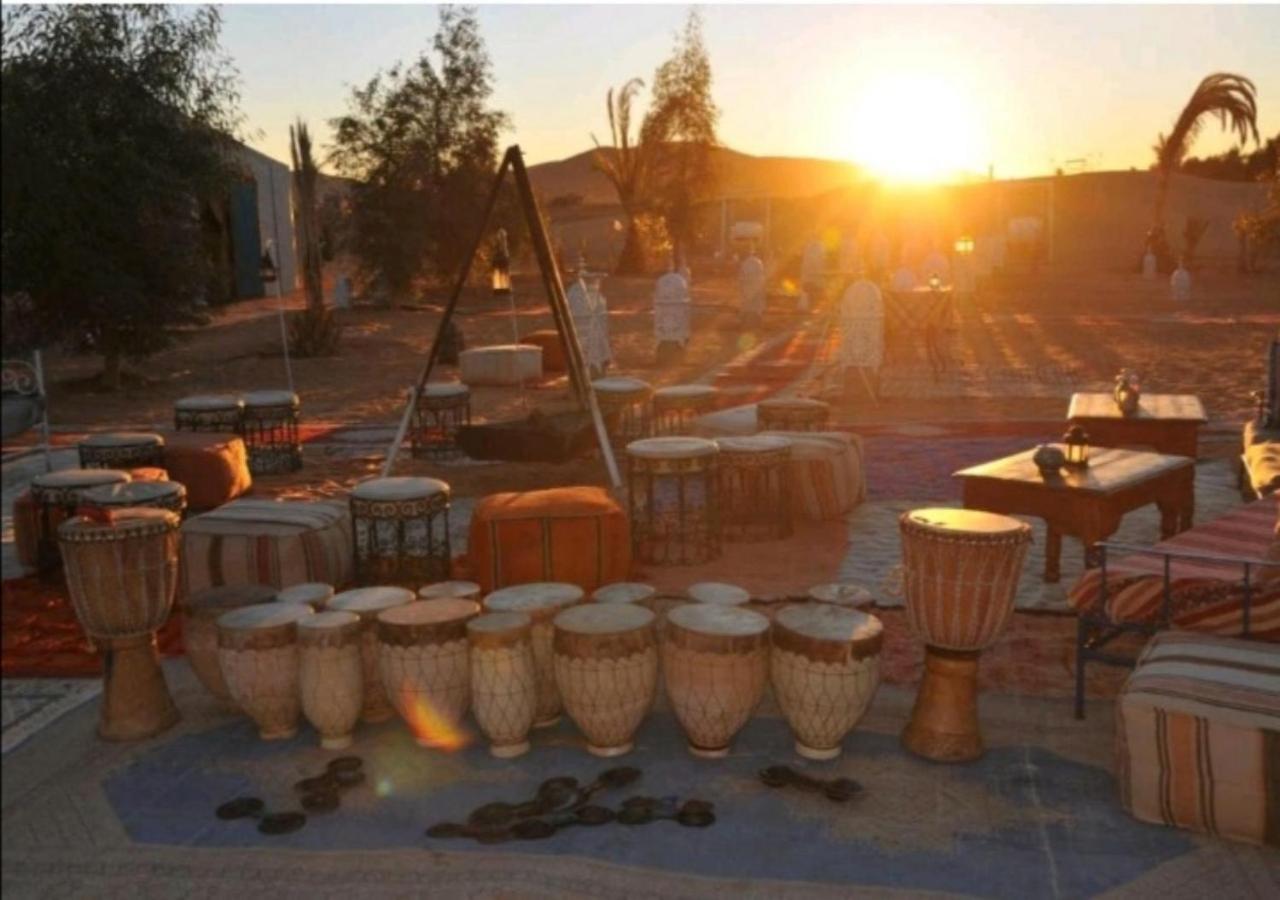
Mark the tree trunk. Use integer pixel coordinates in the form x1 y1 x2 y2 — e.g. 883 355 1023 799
614 214 647 276
101 347 123 391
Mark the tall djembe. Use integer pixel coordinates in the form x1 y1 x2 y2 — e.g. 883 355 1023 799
898 508 1031 762
58 508 182 740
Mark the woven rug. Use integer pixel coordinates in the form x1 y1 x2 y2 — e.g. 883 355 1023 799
1 678 100 755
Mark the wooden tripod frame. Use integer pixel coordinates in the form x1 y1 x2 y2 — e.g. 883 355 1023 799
381 145 621 488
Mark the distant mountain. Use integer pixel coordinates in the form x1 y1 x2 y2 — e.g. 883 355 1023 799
528 146 861 208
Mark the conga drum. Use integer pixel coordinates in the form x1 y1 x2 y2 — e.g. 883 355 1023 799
180 583 277 705
376 599 480 748
687 582 750 606
419 580 482 602
662 603 770 758
217 602 315 740
467 611 537 758
329 586 416 723
626 437 720 566
81 480 187 516
276 582 334 610
591 582 656 606
552 604 658 757
483 582 584 727
298 610 364 749
771 603 883 760
58 508 181 740
898 508 1032 762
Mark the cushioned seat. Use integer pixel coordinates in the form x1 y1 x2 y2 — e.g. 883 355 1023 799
759 430 866 520
161 431 251 512
464 486 630 594
1117 632 1280 846
78 431 165 469
350 476 447 502
459 344 542 386
179 498 353 600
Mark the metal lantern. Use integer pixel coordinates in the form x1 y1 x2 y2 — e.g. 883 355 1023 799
491 228 511 296
259 244 278 284
928 273 942 291
954 235 975 255
1063 424 1090 468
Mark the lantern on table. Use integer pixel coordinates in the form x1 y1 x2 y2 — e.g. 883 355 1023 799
1113 369 1141 415
1063 424 1090 469
491 228 512 296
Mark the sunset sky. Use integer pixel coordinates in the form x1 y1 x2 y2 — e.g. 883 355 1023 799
222 3 1280 183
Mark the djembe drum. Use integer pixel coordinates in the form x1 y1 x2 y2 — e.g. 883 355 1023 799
174 394 244 434
58 508 182 741
467 611 538 758
276 582 334 610
593 376 652 450
81 480 187 516
757 397 830 432
626 437 720 565
898 508 1031 762
807 583 873 608
483 582 584 727
298 610 364 749
662 604 770 758
217 603 315 740
553 604 658 757
350 476 452 587
687 582 750 606
241 390 302 475
715 435 793 541
410 382 471 459
329 586 416 723
31 468 131 570
771 603 883 760
592 582 656 606
419 580 482 602
651 384 718 436
376 599 479 747
181 583 277 705
78 432 165 470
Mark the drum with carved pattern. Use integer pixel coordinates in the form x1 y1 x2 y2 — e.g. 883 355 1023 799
217 602 315 740
467 611 537 758
328 586 416 722
298 610 364 749
181 583 277 705
483 582 583 727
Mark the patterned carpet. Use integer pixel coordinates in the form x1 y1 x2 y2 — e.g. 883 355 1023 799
2 679 99 755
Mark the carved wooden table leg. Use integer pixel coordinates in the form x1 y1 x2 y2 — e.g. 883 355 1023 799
901 647 983 762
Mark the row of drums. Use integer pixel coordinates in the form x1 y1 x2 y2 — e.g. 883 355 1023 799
186 579 884 760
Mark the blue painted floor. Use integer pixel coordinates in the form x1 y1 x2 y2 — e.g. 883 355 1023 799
103 713 1191 898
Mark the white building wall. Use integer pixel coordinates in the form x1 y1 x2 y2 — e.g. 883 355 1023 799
237 144 297 292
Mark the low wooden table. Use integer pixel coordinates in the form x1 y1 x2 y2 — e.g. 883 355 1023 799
1067 393 1206 459
955 446 1195 582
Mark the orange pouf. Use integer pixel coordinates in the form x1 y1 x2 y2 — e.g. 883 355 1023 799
129 466 170 482
465 486 630 594
519 329 567 372
161 431 252 512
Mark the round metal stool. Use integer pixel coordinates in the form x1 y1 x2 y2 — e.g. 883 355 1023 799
78 432 165 470
714 434 794 541
625 436 720 566
81 480 187 516
757 397 830 432
349 476 451 588
30 468 132 571
593 376 652 450
410 382 470 459
651 384 718 436
174 394 244 434
242 390 302 475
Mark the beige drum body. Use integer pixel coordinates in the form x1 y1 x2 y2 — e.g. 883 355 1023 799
420 580 482 602
181 584 277 705
662 604 770 758
376 599 479 748
687 581 750 607
58 508 182 741
298 611 364 749
277 582 334 610
552 604 657 757
217 603 314 740
592 582 656 606
467 612 537 758
898 508 1031 651
771 603 883 760
329 586 416 722
483 582 583 727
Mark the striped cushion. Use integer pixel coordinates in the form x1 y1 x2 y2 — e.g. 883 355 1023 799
1069 497 1280 636
1117 632 1280 846
760 430 866 521
180 499 353 600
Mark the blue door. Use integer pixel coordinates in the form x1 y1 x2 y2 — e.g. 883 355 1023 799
230 178 264 299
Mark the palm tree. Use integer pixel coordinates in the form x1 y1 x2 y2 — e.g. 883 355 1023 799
289 119 340 355
1152 73 1260 236
592 79 654 275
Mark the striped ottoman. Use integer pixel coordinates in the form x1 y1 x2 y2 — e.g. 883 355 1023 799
1117 631 1280 846
760 430 866 521
179 499 353 601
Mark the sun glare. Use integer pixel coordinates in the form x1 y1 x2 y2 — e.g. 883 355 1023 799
844 72 986 184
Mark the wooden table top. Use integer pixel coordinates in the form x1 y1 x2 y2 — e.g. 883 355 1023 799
954 445 1193 495
1067 393 1207 423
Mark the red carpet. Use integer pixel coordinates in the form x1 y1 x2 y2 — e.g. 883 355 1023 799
1 576 184 678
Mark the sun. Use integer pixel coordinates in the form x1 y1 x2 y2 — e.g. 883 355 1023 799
843 72 986 184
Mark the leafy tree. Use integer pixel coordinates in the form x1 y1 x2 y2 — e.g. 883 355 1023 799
329 7 508 300
1182 133 1278 181
644 11 720 267
1 5 242 388
592 78 655 275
